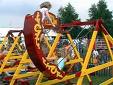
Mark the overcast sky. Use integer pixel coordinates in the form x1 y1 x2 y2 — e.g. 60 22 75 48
0 0 113 28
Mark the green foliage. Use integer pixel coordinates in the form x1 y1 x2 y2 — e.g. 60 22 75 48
88 0 113 37
58 3 79 23
58 3 83 38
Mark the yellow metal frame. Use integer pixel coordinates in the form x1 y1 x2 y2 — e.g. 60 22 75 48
0 32 23 73
11 33 23 52
1 13 113 85
0 31 39 85
10 19 45 85
0 33 23 74
76 25 113 85
35 32 91 85
10 51 40 85
35 21 113 85
0 36 8 50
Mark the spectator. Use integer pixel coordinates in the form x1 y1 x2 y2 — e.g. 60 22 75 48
92 49 99 66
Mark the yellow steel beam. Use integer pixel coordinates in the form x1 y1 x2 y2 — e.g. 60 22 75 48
44 36 51 49
10 50 38 85
65 58 83 65
3 66 27 72
0 36 20 73
35 73 44 85
101 24 113 45
47 33 61 58
107 35 113 45
103 33 113 60
9 55 22 60
77 31 98 85
10 51 28 85
100 77 113 85
0 36 8 50
13 72 39 79
44 37 56 58
12 36 22 51
67 33 81 58
82 61 113 76
3 67 17 72
81 31 98 71
67 33 92 82
40 74 76 85
20 59 32 64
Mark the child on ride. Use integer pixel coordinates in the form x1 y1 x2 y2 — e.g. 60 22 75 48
39 1 55 41
39 1 55 27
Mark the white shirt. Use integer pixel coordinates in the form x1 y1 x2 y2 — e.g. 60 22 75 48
93 50 99 58
57 57 66 70
39 8 49 22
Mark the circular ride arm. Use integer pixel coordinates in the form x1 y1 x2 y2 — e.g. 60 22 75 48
23 11 65 79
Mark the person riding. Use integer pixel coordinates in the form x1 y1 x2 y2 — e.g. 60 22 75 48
39 1 55 28
39 1 56 44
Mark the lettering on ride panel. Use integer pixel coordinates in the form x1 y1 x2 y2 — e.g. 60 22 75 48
33 11 65 79
34 24 41 47
42 57 63 78
34 13 41 47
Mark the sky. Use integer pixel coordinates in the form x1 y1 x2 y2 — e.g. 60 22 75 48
0 0 113 35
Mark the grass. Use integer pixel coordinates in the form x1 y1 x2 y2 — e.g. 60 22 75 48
26 74 113 85
83 75 112 85
54 75 112 85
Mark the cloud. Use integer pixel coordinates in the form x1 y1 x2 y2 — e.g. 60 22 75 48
0 0 113 27
0 0 37 15
0 0 63 27
0 15 24 28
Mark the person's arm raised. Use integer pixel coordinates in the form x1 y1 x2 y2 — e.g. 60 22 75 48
45 11 55 27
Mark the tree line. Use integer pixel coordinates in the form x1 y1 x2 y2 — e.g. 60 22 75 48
58 0 113 38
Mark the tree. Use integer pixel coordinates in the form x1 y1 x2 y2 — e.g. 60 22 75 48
58 3 82 38
58 3 79 23
88 0 113 37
